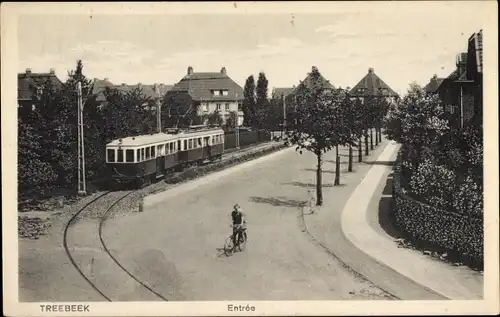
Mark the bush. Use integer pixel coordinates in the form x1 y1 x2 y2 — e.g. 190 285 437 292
409 159 456 210
393 150 483 269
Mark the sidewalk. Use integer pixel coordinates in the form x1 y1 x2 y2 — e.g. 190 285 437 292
340 142 483 300
302 140 446 300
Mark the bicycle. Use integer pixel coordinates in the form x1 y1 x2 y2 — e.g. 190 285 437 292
223 225 247 256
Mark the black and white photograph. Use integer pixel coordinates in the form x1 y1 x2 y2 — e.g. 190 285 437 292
2 2 499 316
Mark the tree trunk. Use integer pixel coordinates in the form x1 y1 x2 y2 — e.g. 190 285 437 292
358 138 363 162
364 131 369 156
348 144 353 172
370 128 374 150
316 151 323 206
379 123 383 143
334 145 340 185
375 125 379 146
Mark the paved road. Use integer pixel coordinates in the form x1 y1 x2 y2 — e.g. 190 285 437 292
17 142 282 302
103 144 394 300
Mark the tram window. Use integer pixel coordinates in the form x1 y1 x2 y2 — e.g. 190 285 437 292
117 149 124 162
198 138 202 147
136 149 141 162
188 139 193 149
146 147 150 159
169 143 173 153
184 140 187 150
151 146 155 157
126 149 134 162
107 149 115 162
141 148 145 161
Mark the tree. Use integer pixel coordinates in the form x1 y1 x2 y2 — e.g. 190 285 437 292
206 111 224 126
286 66 337 205
343 93 364 172
255 72 270 127
242 75 256 126
224 111 238 131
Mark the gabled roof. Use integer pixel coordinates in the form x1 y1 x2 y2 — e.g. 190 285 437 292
349 68 398 97
424 75 445 93
18 69 63 101
169 67 244 101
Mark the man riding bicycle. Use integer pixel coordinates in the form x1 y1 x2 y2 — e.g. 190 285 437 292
231 204 246 246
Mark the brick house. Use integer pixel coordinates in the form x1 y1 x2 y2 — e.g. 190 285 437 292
436 30 483 129
167 66 244 126
18 68 63 115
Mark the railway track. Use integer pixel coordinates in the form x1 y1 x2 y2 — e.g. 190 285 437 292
63 190 170 301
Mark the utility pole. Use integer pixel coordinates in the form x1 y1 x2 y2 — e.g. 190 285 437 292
235 93 240 149
282 93 287 138
155 84 162 133
77 82 87 196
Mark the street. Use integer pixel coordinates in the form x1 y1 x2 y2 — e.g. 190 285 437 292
101 142 393 300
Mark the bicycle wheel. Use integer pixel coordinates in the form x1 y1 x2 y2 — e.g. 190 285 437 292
224 236 234 256
237 231 247 252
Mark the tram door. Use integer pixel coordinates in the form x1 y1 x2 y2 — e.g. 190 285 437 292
203 136 211 159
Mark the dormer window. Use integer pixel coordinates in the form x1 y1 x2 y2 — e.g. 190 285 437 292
212 89 228 96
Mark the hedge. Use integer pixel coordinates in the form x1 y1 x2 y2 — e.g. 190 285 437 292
224 130 272 150
165 143 286 184
392 150 484 268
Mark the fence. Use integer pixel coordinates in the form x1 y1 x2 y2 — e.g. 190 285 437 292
392 150 483 268
224 129 272 150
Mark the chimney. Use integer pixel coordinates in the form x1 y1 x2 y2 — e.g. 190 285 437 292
432 74 438 80
104 77 109 81
456 52 467 75
138 82 142 89
221 67 227 75
368 68 374 73
121 83 126 86
25 68 32 75
49 68 55 75
187 66 194 75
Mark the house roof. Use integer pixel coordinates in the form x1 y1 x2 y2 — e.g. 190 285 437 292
293 71 335 94
272 87 295 98
92 78 173 102
169 67 244 101
424 75 445 93
349 68 398 97
18 69 63 101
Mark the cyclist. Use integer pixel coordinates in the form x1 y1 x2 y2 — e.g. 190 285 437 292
231 204 246 246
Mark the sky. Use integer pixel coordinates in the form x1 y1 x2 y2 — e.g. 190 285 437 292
17 2 493 96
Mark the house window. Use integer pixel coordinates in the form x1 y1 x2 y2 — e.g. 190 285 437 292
213 90 220 96
225 103 230 111
203 103 209 112
126 149 134 162
216 103 222 111
222 90 229 96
